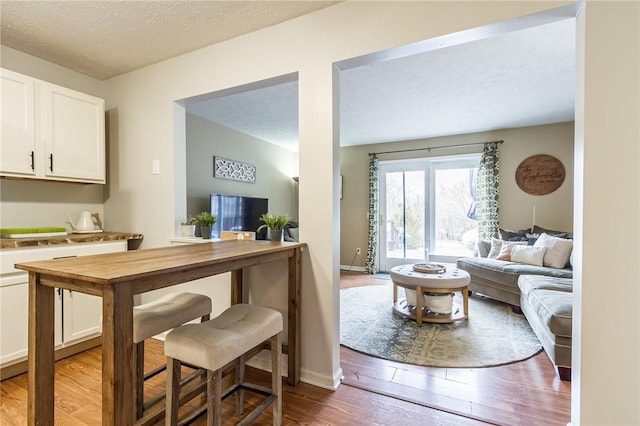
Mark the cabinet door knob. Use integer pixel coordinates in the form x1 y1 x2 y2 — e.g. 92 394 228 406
49 154 53 172
30 151 35 171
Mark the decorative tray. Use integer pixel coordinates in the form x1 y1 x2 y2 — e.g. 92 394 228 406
71 229 103 234
413 263 447 274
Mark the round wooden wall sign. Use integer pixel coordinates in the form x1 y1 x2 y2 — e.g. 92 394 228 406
515 154 565 195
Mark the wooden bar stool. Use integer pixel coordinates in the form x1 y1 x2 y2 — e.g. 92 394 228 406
164 303 283 426
133 292 212 419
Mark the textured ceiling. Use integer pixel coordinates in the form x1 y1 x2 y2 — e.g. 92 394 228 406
187 18 576 150
0 1 338 80
1 2 575 151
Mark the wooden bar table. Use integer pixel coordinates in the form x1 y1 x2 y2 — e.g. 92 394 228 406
15 239 306 425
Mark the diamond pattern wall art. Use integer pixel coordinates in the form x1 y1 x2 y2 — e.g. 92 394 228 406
213 156 256 183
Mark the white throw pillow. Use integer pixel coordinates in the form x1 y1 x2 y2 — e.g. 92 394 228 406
533 233 573 269
496 241 528 261
511 245 547 267
487 238 503 259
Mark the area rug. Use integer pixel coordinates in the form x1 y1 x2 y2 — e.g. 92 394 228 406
372 272 391 280
340 283 542 368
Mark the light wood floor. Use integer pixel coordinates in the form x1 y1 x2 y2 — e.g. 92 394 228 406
0 272 571 425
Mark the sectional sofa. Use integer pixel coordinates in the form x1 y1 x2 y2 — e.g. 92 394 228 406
456 227 574 380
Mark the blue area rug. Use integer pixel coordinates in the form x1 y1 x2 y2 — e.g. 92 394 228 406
340 283 542 368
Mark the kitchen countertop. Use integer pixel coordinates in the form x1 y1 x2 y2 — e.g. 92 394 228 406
0 232 143 249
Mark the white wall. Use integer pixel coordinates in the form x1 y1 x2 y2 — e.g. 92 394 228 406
185 113 298 222
340 122 574 268
573 2 639 424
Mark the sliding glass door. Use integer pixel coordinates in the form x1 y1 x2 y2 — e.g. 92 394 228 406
379 161 427 271
378 155 480 272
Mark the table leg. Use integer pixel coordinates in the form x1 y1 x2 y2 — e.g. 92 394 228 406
287 247 302 385
28 273 55 425
102 285 134 425
231 269 243 305
415 286 423 325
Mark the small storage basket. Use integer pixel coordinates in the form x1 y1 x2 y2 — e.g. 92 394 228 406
404 289 454 314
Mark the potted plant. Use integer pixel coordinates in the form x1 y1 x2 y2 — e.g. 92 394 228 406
257 213 291 242
195 211 217 239
179 216 197 238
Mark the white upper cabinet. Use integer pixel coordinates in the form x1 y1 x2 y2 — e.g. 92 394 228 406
0 68 105 184
0 69 36 176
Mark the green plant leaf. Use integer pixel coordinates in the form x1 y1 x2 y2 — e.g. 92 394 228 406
257 213 291 231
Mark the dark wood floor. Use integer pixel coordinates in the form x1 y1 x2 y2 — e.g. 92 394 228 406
0 272 571 425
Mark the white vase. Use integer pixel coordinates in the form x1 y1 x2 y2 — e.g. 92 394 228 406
180 225 196 237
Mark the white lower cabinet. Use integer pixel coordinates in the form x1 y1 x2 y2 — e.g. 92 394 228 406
60 289 104 345
0 241 127 372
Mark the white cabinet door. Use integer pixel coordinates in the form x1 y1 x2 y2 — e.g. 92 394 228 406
0 69 36 176
0 279 29 365
0 241 127 368
43 83 105 183
61 290 103 345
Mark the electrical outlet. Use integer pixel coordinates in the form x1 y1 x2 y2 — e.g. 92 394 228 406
356 248 361 255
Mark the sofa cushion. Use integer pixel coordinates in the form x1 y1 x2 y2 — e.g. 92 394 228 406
518 275 573 338
456 257 573 288
534 233 573 269
511 245 547 266
477 239 491 258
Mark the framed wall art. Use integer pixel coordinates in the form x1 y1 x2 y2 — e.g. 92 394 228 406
213 156 256 184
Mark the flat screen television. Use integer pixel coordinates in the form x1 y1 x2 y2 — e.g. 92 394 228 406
210 194 269 240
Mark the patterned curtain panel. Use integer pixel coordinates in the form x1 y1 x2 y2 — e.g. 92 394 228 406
477 143 500 240
365 154 379 274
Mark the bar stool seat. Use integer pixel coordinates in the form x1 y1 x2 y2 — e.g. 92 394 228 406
133 292 212 419
165 303 283 426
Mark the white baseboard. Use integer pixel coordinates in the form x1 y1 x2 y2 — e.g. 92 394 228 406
247 349 340 390
340 265 366 272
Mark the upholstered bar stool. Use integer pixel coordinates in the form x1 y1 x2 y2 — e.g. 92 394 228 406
164 303 283 426
133 292 212 419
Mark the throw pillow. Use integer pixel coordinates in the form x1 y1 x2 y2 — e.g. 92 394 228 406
495 241 528 261
499 227 531 241
477 240 491 258
533 233 573 269
533 225 573 239
510 245 547 267
487 238 503 259
526 233 540 245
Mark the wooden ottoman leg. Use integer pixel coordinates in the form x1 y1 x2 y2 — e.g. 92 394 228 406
462 287 469 317
415 286 423 324
393 283 398 305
